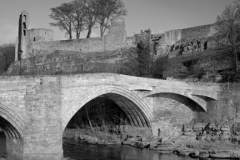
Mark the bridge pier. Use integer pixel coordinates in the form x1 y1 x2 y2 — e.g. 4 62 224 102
6 137 23 160
22 77 63 160
5 136 63 160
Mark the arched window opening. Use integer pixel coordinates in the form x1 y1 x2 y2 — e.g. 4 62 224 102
23 22 26 29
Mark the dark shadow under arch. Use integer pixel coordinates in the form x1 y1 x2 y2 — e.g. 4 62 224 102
63 93 152 135
62 85 153 133
0 116 22 140
0 103 24 140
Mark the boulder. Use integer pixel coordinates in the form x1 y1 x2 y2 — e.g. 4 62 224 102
183 125 193 133
189 150 200 158
183 132 196 137
154 144 177 152
193 123 206 132
220 125 231 132
210 152 231 159
148 142 158 149
199 151 209 158
177 149 192 156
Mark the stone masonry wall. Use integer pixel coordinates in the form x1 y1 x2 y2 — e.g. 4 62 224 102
31 37 103 57
6 137 23 160
197 84 240 125
156 23 216 57
28 28 54 43
144 93 203 137
23 77 62 160
4 49 133 76
104 16 127 51
159 24 215 46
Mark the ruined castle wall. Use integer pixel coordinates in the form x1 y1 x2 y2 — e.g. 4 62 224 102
161 29 182 46
159 23 215 47
181 24 214 41
104 17 127 51
31 37 104 57
28 28 54 42
4 48 132 76
19 16 129 59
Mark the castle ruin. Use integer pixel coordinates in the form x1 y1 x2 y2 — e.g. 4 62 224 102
15 10 134 61
7 10 220 77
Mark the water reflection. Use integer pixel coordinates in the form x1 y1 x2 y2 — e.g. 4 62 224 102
63 139 194 160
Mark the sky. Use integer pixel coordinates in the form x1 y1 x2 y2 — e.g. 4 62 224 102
0 0 235 45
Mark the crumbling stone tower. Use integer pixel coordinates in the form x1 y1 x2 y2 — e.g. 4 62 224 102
105 16 127 50
15 10 29 61
15 11 54 60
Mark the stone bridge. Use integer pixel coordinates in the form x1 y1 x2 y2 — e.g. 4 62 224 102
0 73 220 160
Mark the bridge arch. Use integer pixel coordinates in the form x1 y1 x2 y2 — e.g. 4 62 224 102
144 89 216 112
0 103 24 139
62 85 153 132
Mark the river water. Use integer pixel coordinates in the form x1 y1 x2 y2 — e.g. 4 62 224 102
63 139 194 160
0 136 194 160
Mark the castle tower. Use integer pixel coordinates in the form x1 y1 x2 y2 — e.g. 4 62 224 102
15 10 29 61
104 16 127 51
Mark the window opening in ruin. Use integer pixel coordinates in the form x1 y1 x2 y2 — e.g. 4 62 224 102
204 41 208 50
23 30 26 36
34 37 35 41
23 22 26 29
24 15 27 21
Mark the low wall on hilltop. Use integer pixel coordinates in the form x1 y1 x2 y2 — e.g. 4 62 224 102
31 38 104 56
159 23 215 47
4 49 133 76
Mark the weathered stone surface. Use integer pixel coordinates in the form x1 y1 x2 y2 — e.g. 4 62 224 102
0 73 221 160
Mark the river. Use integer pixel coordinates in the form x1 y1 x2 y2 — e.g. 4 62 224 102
63 138 194 160
0 136 195 160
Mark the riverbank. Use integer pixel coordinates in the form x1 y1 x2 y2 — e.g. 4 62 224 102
121 122 240 159
64 122 240 159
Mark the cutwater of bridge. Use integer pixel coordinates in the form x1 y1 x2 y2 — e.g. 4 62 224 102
0 73 220 160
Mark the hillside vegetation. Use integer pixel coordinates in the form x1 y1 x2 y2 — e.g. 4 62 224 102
0 44 15 75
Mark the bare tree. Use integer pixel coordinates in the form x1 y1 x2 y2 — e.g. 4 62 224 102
85 102 94 133
49 3 74 39
215 4 240 71
96 0 127 37
71 0 87 39
83 0 99 38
